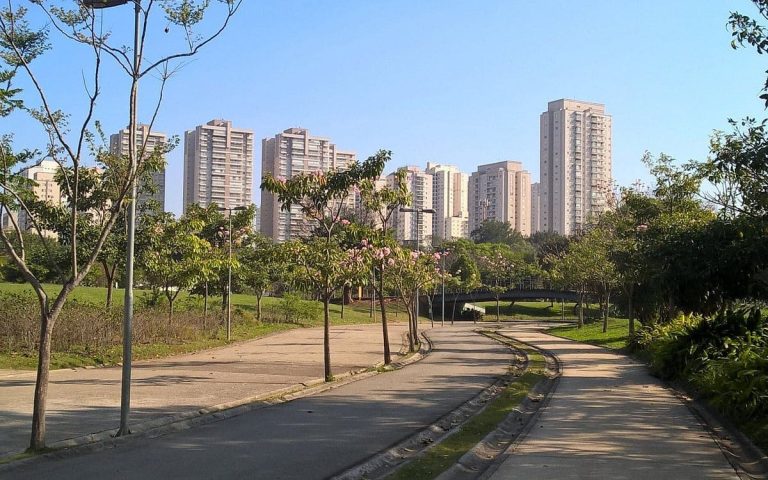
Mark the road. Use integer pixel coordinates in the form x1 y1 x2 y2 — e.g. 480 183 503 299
4 326 511 479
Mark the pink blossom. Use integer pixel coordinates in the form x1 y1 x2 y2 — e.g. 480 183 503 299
340 219 350 226
387 258 395 266
361 239 368 246
433 252 441 260
410 251 420 260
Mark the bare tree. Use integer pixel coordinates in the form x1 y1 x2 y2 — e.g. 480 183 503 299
0 0 241 451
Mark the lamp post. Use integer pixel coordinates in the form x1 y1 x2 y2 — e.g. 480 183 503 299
83 0 139 438
440 248 449 327
399 206 435 336
226 206 247 342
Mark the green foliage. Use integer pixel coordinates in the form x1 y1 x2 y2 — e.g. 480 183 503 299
729 1 768 106
271 293 320 324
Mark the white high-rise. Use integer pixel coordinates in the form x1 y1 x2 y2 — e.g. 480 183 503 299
1 159 62 235
388 166 433 248
183 119 254 213
530 182 541 234
110 124 167 211
426 163 468 241
468 161 531 236
540 99 612 235
260 128 356 241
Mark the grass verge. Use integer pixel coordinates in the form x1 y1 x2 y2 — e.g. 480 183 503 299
547 318 630 351
387 333 547 480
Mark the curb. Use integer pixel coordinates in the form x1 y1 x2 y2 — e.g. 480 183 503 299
0 328 433 472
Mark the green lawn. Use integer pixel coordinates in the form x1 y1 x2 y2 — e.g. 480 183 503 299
0 282 392 370
548 318 631 351
472 300 606 322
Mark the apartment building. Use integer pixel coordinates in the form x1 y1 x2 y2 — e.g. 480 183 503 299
1 159 62 236
426 162 468 241
110 124 167 212
260 128 356 241
530 182 541 234
183 119 254 213
468 161 531 236
540 99 612 235
388 166 434 248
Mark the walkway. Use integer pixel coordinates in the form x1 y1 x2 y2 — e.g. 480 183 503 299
485 323 738 479
3 326 511 479
0 323 408 458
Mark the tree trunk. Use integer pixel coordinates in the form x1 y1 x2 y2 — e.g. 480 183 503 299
378 288 391 365
602 290 610 333
578 291 584 328
203 282 209 316
343 284 352 304
30 312 54 451
495 296 500 322
103 261 115 310
323 294 332 382
256 291 263 321
406 305 416 353
628 283 635 338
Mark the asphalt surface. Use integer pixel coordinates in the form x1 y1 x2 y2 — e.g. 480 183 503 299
4 326 511 479
0 323 408 457
485 323 738 480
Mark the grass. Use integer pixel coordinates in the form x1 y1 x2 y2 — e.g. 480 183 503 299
387 333 547 480
547 318 631 351
472 300 610 322
0 282 394 370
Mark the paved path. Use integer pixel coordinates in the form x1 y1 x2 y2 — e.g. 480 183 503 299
0 323 408 457
486 323 738 480
3 326 511 479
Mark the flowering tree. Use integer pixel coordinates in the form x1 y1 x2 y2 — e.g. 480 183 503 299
261 152 387 381
359 162 410 364
387 247 441 352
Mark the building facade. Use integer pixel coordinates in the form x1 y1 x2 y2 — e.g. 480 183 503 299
110 124 167 212
540 99 612 235
426 162 468 241
183 119 254 214
468 161 531 236
260 128 356 241
1 159 62 236
388 166 434 248
530 182 541 234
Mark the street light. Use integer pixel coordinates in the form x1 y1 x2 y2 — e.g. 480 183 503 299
399 206 435 336
226 206 247 342
83 0 141 438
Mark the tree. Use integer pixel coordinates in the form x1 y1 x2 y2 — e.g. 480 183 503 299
358 158 410 364
239 234 287 321
261 153 387 381
387 246 440 351
470 219 525 247
729 0 768 107
138 212 218 320
0 1 241 451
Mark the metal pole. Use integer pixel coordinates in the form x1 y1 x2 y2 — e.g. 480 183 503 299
441 251 445 327
414 208 419 333
227 209 232 342
118 0 141 437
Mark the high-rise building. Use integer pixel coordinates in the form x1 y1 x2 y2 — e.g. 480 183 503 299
260 128 356 241
389 166 434 248
530 182 541 234
110 124 167 211
183 119 254 213
1 159 62 236
540 99 612 235
468 161 531 236
426 162 468 241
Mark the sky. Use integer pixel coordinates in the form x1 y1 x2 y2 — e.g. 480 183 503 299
5 0 768 215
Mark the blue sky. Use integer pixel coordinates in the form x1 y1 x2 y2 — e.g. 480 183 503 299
6 0 767 215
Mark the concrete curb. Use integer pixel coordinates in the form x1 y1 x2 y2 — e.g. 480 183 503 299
0 327 433 472
331 329 561 480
